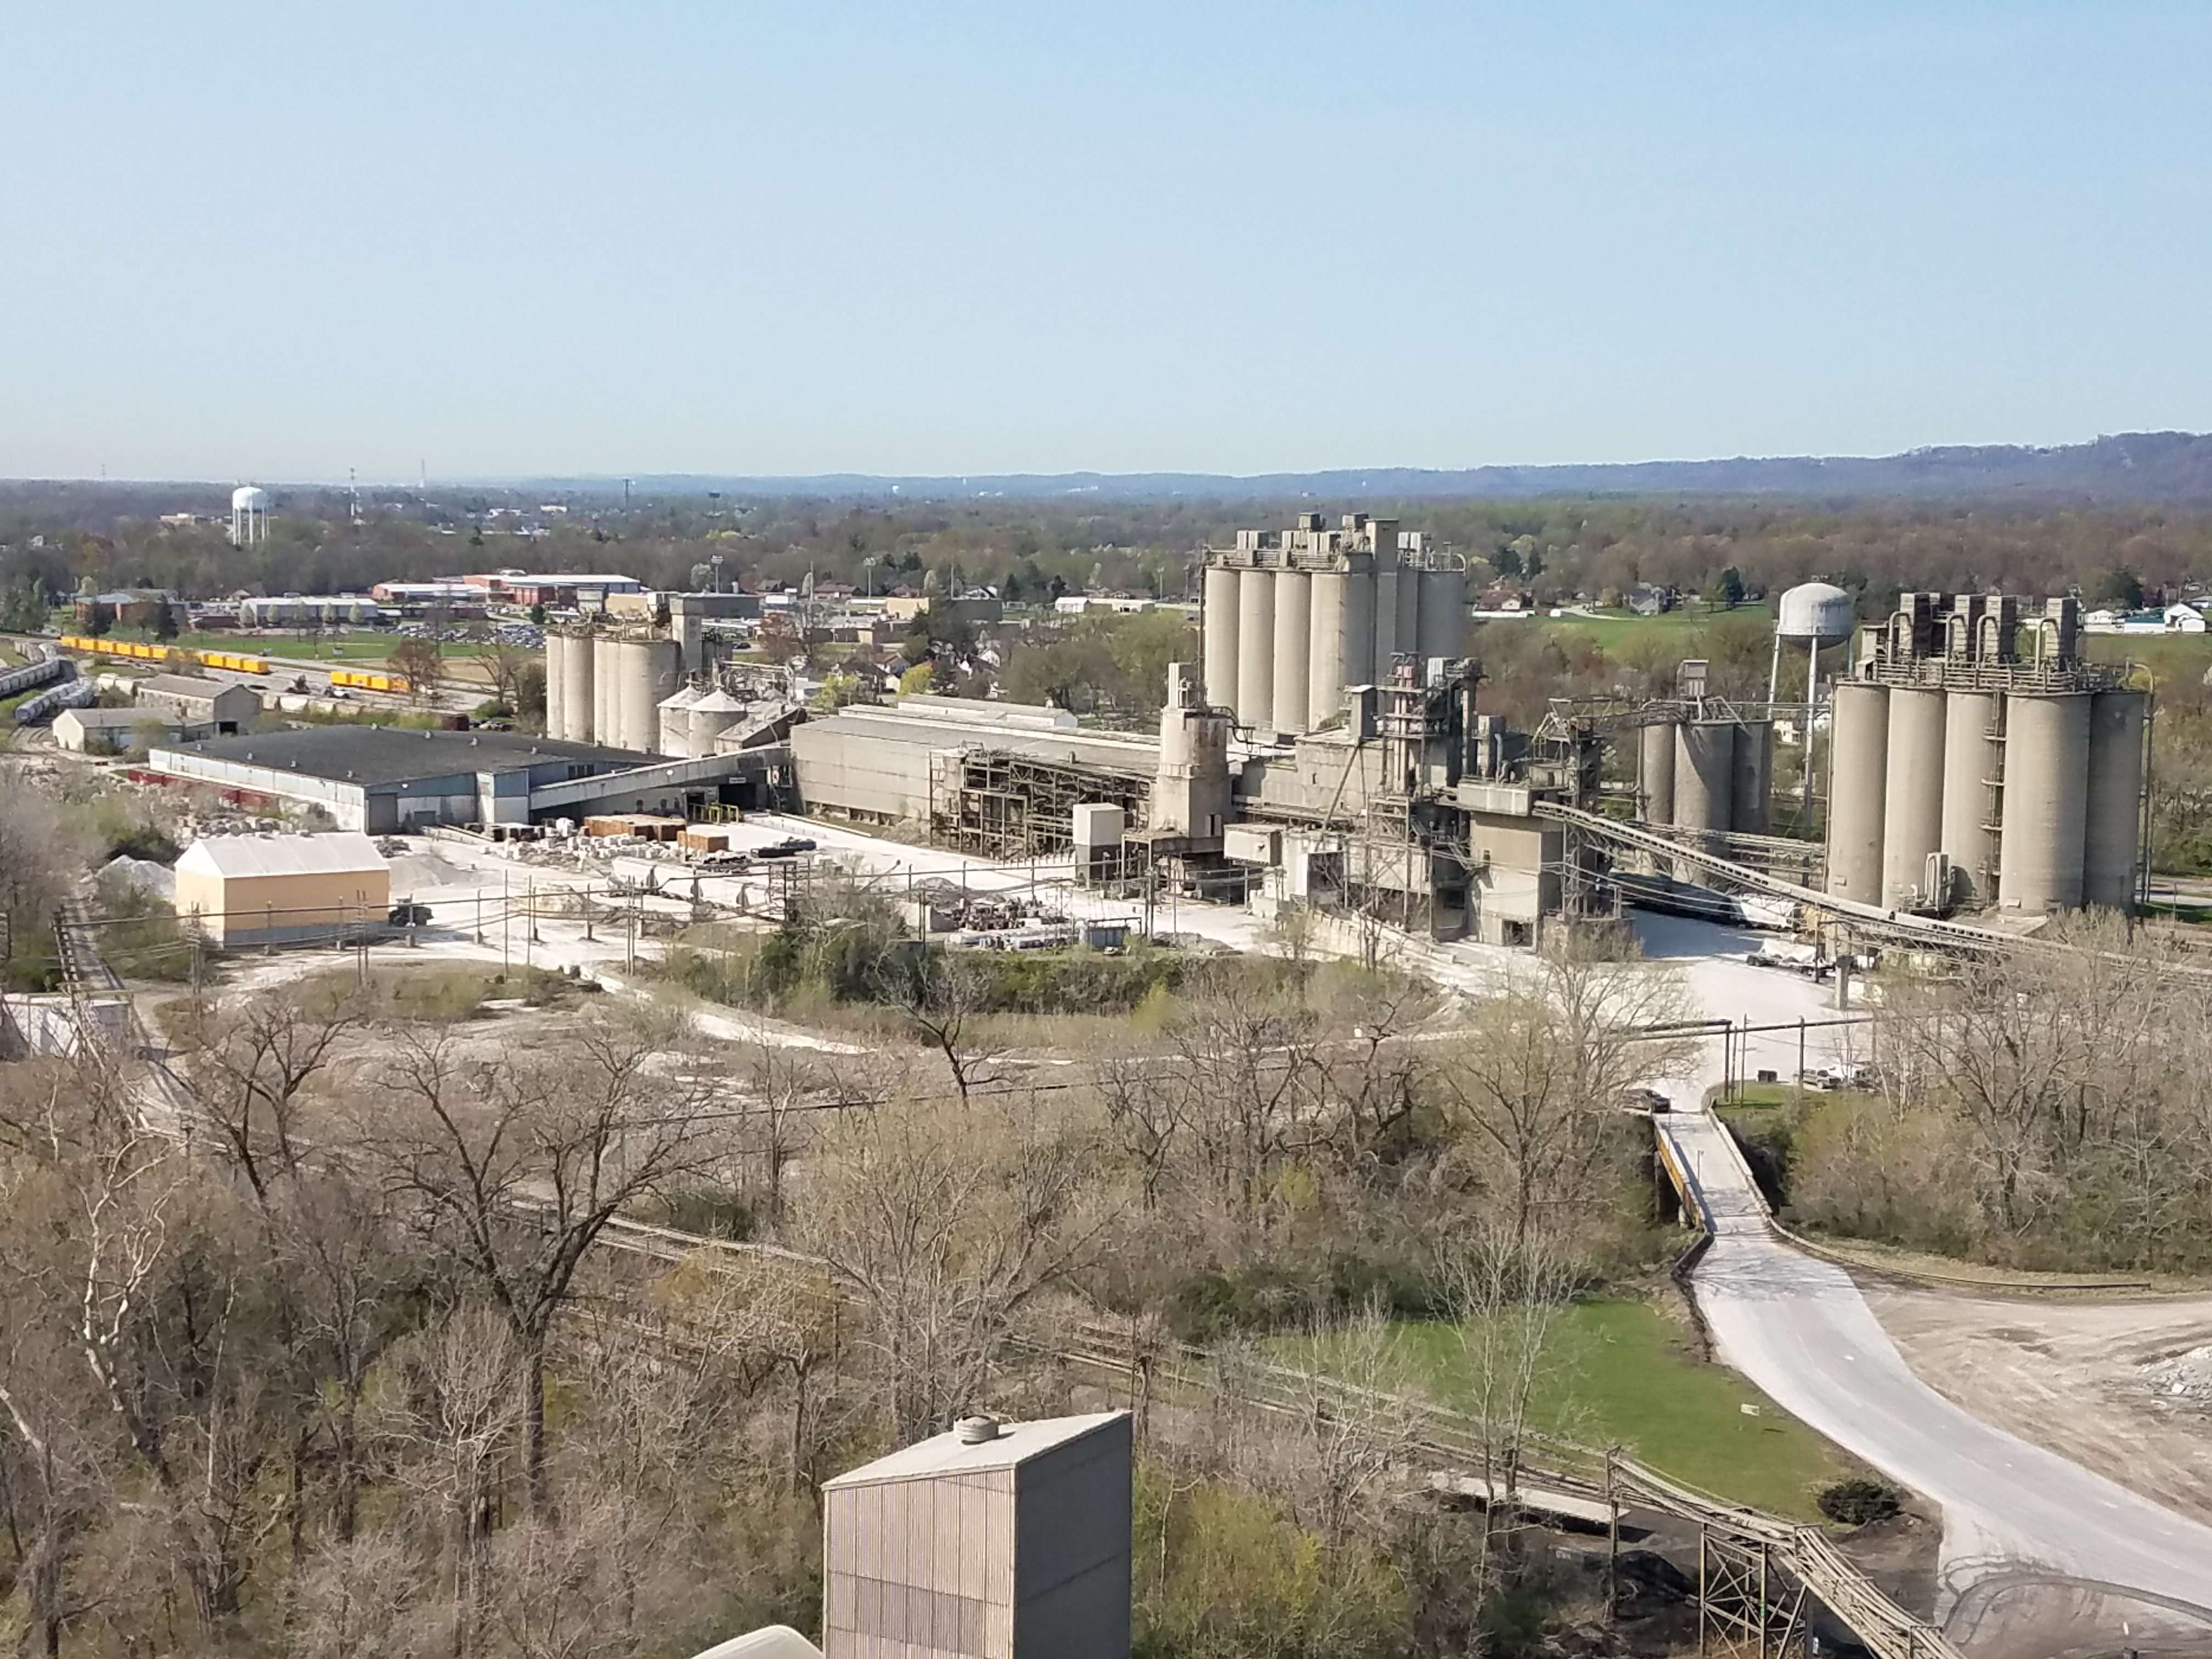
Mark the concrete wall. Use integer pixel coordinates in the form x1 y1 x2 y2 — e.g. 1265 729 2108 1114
146 747 373 831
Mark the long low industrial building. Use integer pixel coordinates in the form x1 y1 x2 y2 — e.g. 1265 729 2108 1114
144 726 788 832
787 672 1584 947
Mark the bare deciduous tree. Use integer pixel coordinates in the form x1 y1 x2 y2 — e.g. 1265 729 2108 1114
371 1013 726 1511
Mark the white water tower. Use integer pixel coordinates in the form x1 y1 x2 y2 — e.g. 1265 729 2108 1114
230 485 269 546
1769 580 1854 706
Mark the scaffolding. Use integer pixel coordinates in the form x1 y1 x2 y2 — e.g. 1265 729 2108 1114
929 747 1154 859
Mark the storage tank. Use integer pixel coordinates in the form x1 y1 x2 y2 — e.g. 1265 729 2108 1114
1997 693 2091 912
1201 564 1240 713
545 633 568 739
592 635 620 748
560 630 595 743
620 637 682 753
688 687 748 756
1415 565 1467 665
1342 561 1376 689
657 684 703 758
1270 568 1312 740
1940 691 2000 904
1235 568 1276 734
1674 719 1735 830
1776 581 1855 646
1307 569 1346 731
1881 687 1948 906
1825 681 1889 902
1729 720 1774 836
1639 720 1677 825
2082 690 2147 911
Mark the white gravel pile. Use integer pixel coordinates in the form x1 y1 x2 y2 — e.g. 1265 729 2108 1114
101 855 176 901
2145 1344 2212 1406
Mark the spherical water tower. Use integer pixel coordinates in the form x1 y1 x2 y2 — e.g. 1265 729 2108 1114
1770 581 1854 705
230 485 269 546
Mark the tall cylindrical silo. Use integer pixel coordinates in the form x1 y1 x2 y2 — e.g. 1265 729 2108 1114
545 634 568 740
1826 681 1889 903
634 638 682 754
1202 564 1240 713
2083 690 2147 911
1235 568 1276 734
1271 568 1312 738
1881 687 1949 907
1373 563 1400 674
562 630 595 743
1997 693 2091 912
1940 691 2001 904
1342 562 1376 688
1639 720 1677 824
592 635 622 748
1674 721 1735 831
1729 720 1774 836
1415 566 1467 665
1307 569 1346 730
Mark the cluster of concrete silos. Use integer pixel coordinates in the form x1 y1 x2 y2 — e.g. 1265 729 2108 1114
1201 514 1469 741
545 629 681 754
1826 679 2146 913
1639 716 1776 868
1824 592 2148 914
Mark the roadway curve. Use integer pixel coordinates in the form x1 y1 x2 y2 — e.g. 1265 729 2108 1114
1656 1081 2212 1623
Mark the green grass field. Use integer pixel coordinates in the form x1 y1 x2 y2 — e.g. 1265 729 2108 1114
1279 1300 1852 1520
1513 603 1775 652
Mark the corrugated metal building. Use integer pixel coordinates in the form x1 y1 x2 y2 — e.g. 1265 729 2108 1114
791 701 1161 827
820 1412 1131 1659
133 674 261 734
173 833 391 946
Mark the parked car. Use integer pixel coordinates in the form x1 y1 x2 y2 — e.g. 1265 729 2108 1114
1621 1086 1672 1114
387 901 433 927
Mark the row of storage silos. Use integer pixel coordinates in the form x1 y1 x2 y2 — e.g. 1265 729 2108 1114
1639 718 1776 848
544 630 682 754
1200 560 1468 739
1825 681 2146 912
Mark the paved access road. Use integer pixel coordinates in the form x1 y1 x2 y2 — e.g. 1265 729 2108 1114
1657 1092 2212 1617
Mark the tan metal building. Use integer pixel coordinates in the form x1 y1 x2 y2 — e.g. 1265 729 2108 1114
172 833 391 947
819 1411 1131 1659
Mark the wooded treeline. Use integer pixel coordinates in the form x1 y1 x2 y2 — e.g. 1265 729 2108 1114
0 913 1689 1658
10 482 2212 619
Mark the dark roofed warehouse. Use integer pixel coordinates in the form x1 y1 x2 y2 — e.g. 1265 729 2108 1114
145 725 787 832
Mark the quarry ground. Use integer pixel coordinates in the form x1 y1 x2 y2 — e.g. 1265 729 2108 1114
1861 1283 2212 1531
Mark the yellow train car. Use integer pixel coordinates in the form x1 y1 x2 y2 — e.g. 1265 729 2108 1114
329 669 401 693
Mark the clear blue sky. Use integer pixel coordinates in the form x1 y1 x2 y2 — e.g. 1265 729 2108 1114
4 2 2208 481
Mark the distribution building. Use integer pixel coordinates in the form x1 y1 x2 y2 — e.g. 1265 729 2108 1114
173 833 391 947
820 1412 1132 1659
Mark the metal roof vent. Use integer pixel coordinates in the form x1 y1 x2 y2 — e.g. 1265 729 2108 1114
955 1414 1002 1445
